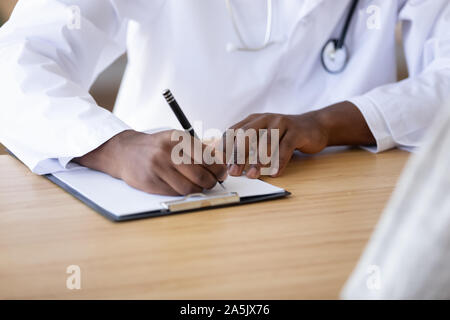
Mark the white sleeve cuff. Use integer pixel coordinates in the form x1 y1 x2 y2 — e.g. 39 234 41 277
348 95 397 153
32 120 131 174
58 157 82 169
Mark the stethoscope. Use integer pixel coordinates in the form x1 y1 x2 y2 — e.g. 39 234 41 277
225 0 359 74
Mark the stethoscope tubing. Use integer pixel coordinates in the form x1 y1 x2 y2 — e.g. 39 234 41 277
336 0 359 49
321 0 359 73
225 0 359 73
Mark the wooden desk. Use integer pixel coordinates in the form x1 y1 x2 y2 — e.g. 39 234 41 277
0 149 409 299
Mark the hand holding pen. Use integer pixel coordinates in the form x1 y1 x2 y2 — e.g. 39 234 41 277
163 89 227 189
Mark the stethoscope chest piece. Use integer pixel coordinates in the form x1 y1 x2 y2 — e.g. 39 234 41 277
321 39 348 74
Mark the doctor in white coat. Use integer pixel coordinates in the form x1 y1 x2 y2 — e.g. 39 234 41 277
0 0 449 195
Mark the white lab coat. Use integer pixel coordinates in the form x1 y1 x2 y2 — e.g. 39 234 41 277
341 100 450 299
0 0 449 174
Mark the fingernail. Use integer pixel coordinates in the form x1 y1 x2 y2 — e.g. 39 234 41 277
229 164 240 176
247 167 259 179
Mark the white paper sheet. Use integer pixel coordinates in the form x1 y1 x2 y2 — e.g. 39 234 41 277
52 168 285 217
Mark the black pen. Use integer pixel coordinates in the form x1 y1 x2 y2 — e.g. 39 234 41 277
162 89 225 189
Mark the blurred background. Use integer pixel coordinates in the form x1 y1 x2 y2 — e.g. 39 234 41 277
0 1 407 156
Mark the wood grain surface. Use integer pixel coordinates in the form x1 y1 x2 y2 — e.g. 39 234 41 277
0 148 410 299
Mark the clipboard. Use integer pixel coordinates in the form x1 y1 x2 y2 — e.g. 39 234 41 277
45 172 290 222
160 192 240 212
6 149 290 222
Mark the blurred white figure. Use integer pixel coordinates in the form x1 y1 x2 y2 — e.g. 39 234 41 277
341 102 450 299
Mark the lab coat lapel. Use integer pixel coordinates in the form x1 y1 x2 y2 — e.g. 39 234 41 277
286 0 352 43
298 0 325 19
287 0 326 39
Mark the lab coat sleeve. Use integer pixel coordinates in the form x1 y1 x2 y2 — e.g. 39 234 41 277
341 100 450 299
0 0 130 174
348 0 450 153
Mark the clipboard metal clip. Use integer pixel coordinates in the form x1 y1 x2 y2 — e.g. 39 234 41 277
161 192 240 213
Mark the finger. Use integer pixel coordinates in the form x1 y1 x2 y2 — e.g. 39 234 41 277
131 173 179 196
256 127 279 173
170 132 228 182
229 163 245 176
220 130 237 165
176 163 218 190
221 128 244 176
246 163 261 179
246 128 276 179
237 114 286 160
228 113 262 130
245 132 260 179
206 163 228 182
151 175 181 196
270 131 297 177
228 123 259 176
238 121 287 177
229 134 248 177
225 114 266 166
181 136 227 178
201 143 229 181
158 163 203 195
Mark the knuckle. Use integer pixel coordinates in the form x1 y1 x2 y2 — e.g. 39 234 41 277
151 153 166 168
273 116 284 128
198 170 213 186
205 175 217 189
180 182 197 195
148 153 161 167
217 165 228 178
191 184 203 193
204 180 216 190
200 169 217 189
